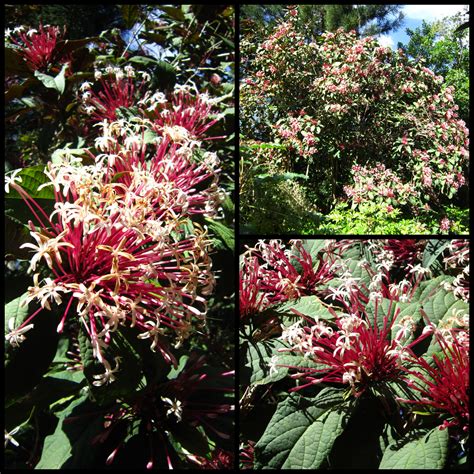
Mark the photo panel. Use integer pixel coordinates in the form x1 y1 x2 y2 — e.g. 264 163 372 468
239 4 469 235
239 238 469 469
4 4 236 470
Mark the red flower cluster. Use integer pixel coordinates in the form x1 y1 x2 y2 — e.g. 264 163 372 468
7 24 67 71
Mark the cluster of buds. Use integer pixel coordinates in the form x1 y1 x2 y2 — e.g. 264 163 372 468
5 49 227 383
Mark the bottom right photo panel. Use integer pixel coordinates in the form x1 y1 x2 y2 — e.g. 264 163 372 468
239 239 469 470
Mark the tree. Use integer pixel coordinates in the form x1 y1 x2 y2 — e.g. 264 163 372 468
240 6 469 233
240 4 405 40
398 8 470 127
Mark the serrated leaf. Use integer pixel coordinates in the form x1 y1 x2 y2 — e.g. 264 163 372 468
245 339 289 385
254 391 348 469
379 427 449 469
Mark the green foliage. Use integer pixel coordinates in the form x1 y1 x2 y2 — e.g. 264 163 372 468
254 390 348 469
379 428 449 469
398 8 470 125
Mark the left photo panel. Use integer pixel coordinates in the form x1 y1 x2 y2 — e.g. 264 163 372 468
4 5 235 470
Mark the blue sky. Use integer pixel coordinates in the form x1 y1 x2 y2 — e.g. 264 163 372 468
376 4 469 49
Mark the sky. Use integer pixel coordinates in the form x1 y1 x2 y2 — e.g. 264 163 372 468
376 4 469 49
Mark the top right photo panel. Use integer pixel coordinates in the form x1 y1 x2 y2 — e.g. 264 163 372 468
239 4 470 235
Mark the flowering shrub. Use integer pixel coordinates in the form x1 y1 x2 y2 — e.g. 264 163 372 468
240 239 469 469
5 6 234 470
240 6 469 233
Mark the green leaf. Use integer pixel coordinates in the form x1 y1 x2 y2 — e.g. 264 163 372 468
78 325 143 405
5 165 54 200
274 295 336 326
121 4 141 29
35 393 104 468
5 371 85 430
34 63 68 94
56 37 101 55
299 239 329 261
128 55 159 66
159 5 185 21
245 339 289 385
254 391 348 469
139 31 167 45
204 217 234 252
379 427 449 469
422 239 450 274
172 425 210 457
5 293 60 404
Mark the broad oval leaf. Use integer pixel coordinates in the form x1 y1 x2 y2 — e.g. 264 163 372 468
379 427 449 469
254 390 349 469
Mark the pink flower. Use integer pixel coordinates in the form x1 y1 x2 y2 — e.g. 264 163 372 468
210 73 222 85
280 301 406 397
8 23 65 71
100 354 234 468
240 257 267 320
398 329 469 432
242 240 335 306
440 217 451 231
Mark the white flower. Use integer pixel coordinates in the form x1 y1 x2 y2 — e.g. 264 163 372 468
5 28 12 38
94 70 103 80
162 125 190 143
94 135 116 152
137 319 165 351
13 26 25 34
27 28 38 37
79 81 92 91
20 230 74 271
5 317 34 347
84 105 96 115
407 263 432 277
124 64 135 77
4 426 21 448
4 169 22 193
140 71 151 82
161 397 183 422
150 91 167 104
268 355 279 376
92 356 121 386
